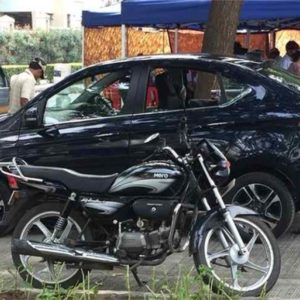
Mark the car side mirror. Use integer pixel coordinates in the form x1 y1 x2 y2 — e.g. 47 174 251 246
24 106 38 128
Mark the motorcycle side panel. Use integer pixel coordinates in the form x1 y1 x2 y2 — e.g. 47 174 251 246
109 161 187 196
80 199 125 215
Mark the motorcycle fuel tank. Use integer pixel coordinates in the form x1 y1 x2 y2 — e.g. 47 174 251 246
109 161 187 196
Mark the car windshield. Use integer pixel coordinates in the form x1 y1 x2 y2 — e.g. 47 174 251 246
258 64 300 94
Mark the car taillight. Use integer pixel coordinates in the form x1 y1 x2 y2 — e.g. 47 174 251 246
7 175 18 189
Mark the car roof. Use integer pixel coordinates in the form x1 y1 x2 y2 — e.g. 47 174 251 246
90 53 262 70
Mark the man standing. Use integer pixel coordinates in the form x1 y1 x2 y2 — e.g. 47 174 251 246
279 41 299 70
8 57 46 114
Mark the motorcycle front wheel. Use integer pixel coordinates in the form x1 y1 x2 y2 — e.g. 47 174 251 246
12 203 93 289
193 216 280 297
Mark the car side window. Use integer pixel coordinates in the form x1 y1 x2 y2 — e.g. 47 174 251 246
43 69 132 125
143 66 264 112
144 68 186 112
184 69 259 108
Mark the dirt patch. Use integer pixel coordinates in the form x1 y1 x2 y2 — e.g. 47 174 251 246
0 291 35 300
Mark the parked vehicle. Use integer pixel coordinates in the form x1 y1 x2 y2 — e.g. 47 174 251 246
0 66 9 106
0 54 298 237
1 126 280 296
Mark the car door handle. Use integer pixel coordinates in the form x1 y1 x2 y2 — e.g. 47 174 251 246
97 132 120 142
197 121 235 129
38 126 60 138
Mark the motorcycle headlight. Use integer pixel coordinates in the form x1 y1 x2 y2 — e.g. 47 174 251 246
211 160 231 186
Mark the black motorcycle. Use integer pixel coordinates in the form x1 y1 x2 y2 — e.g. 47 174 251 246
0 128 280 297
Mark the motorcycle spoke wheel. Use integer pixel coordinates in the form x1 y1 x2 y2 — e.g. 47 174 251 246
12 204 91 288
194 217 280 297
19 212 81 284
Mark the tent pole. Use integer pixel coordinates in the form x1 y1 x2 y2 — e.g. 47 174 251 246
267 30 276 53
246 29 250 49
163 29 165 53
174 27 179 53
271 30 276 48
121 24 127 58
82 26 85 66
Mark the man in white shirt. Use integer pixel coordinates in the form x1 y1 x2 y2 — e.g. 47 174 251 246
279 41 299 70
8 57 46 114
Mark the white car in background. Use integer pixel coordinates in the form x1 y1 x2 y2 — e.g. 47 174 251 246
34 81 54 96
0 66 8 107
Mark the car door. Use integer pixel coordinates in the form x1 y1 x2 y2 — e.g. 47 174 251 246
128 59 266 164
128 63 186 164
185 65 271 155
16 64 141 175
0 67 9 107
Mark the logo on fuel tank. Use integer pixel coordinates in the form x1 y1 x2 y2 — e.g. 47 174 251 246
153 173 169 179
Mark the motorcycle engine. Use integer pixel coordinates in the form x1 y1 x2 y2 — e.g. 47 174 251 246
115 199 178 259
116 219 170 259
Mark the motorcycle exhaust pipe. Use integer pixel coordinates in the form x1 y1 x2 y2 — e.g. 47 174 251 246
12 239 119 265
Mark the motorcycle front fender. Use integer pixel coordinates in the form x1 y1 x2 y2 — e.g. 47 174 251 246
189 205 258 255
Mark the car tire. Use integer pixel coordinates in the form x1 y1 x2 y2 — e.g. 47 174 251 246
224 172 295 238
0 181 11 233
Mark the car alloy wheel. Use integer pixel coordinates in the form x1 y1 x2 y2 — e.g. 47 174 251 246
224 172 295 237
232 183 281 228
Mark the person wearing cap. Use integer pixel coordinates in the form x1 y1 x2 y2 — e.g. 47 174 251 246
8 58 46 114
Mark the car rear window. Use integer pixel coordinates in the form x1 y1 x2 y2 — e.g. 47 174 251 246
259 66 300 94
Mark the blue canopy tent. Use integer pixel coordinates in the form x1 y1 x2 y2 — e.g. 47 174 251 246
121 0 300 31
82 0 300 30
82 0 300 57
82 4 128 57
82 3 122 27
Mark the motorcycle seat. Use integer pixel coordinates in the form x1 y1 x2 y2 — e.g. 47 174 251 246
19 165 118 194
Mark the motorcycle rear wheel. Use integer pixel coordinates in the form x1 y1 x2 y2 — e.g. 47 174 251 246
193 216 280 297
12 203 93 289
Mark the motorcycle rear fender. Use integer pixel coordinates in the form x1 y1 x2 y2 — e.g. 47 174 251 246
189 205 258 255
0 183 66 235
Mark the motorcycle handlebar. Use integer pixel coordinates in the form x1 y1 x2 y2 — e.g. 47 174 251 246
162 146 180 161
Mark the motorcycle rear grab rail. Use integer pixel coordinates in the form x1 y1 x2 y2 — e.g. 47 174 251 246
0 157 43 183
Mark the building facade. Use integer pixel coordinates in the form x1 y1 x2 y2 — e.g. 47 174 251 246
0 0 121 30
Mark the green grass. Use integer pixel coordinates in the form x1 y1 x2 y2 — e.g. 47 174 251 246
0 264 269 300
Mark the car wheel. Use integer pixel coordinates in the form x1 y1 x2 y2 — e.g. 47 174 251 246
224 172 295 238
0 181 10 222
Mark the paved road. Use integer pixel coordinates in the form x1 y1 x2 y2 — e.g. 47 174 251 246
1 215 300 299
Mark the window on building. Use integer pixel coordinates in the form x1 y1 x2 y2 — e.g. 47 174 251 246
67 14 71 28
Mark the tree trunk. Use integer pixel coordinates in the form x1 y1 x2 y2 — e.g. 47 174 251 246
195 0 243 99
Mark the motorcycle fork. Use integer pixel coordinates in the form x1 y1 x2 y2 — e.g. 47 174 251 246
196 154 248 255
50 192 77 242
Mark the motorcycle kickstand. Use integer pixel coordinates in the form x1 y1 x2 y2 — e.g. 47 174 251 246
130 262 147 287
131 268 147 287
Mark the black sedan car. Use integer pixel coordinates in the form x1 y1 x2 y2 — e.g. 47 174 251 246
0 54 299 237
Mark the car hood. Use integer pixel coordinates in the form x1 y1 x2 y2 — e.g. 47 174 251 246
0 113 9 122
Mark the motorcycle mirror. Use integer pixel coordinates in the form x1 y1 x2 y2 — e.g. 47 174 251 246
144 133 160 144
